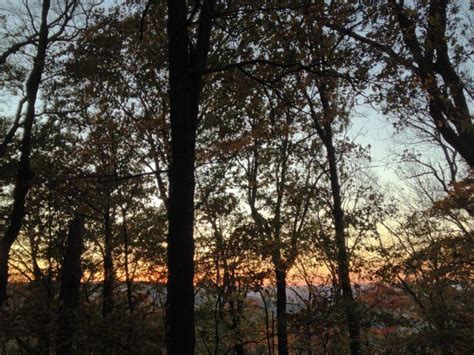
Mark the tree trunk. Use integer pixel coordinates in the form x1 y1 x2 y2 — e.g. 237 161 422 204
165 1 213 353
275 266 289 355
0 0 50 306
29 225 50 355
228 287 245 355
260 290 273 355
120 204 134 313
102 210 114 318
308 82 362 355
165 5 197 351
57 216 84 355
325 127 361 355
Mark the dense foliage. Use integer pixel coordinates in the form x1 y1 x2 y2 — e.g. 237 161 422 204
0 1 472 354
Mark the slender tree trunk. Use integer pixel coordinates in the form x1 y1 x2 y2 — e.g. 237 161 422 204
29 225 50 355
124 240 133 313
260 290 273 355
325 127 361 355
249 134 291 355
57 216 84 355
0 0 50 306
113 148 134 313
228 291 245 355
102 210 114 318
273 142 289 355
213 237 222 354
275 266 289 355
165 1 213 353
231 312 245 355
308 83 362 354
120 205 134 313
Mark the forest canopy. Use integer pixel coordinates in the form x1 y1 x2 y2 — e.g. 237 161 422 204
0 0 472 354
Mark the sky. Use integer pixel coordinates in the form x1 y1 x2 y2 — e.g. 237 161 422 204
0 0 463 195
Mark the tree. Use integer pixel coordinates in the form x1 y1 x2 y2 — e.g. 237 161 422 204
0 0 99 306
240 92 322 354
325 1 474 168
0 0 52 306
163 1 215 352
305 85 363 354
296 8 370 352
57 215 84 355
375 207 473 354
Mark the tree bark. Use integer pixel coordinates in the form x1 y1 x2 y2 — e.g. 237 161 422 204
248 137 291 355
308 84 362 354
259 290 273 355
165 1 213 353
102 210 114 318
325 128 361 355
122 212 134 313
57 216 84 355
275 266 289 355
0 0 50 306
117 199 134 313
